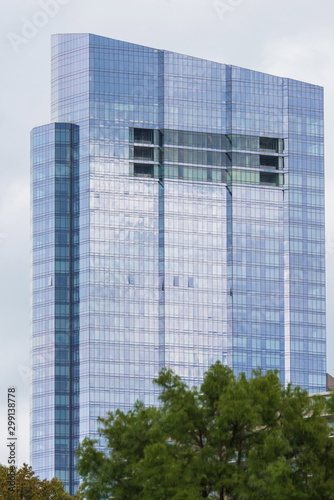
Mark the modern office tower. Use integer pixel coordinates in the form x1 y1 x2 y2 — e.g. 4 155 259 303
31 33 326 493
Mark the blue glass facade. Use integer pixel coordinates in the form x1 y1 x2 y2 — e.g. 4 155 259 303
31 123 79 487
31 34 326 493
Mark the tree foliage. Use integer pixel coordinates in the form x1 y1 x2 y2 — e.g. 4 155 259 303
0 463 79 499
77 363 334 499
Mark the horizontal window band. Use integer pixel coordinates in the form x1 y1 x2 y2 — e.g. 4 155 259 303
130 128 285 153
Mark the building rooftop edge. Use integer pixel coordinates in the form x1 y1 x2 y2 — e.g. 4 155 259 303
50 33 324 90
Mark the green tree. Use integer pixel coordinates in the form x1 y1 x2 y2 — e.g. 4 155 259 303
77 363 334 499
0 463 81 499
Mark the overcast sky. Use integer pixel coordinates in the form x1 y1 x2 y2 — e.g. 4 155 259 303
1 0 334 468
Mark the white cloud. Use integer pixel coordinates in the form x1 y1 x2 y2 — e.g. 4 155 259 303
0 183 29 222
262 36 334 84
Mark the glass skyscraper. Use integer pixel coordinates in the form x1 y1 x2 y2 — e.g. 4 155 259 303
31 33 326 493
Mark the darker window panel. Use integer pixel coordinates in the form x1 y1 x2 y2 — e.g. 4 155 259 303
260 137 279 152
260 155 279 169
133 128 154 144
207 169 212 182
134 146 154 161
260 172 279 186
134 164 154 178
